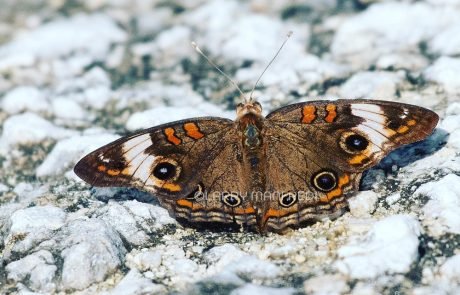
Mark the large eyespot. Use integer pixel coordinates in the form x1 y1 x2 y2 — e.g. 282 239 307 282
312 170 337 192
345 134 368 151
340 132 369 154
152 158 181 181
222 192 242 207
279 192 297 207
186 183 205 200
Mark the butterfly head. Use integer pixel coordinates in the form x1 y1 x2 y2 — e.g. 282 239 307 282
236 101 263 118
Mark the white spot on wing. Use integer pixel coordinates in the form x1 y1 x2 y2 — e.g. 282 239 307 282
359 120 396 137
351 104 384 114
353 123 387 149
123 135 152 160
123 134 152 152
351 108 387 124
98 153 111 163
133 155 156 183
399 108 409 119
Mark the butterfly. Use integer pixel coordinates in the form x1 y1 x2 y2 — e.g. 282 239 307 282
74 97 438 233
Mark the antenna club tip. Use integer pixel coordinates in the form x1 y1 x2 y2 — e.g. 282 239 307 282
287 31 293 37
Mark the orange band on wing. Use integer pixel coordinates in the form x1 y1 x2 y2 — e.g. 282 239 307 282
176 199 205 211
407 119 416 126
302 105 316 123
320 174 350 203
183 122 204 140
261 207 297 225
164 128 182 145
107 169 121 176
324 104 337 123
349 154 368 165
397 125 409 133
163 183 181 192
234 207 256 215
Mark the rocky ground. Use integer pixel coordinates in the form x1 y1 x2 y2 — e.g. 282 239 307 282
0 0 459 294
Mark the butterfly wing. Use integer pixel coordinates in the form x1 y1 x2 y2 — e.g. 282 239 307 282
261 99 439 232
74 117 257 230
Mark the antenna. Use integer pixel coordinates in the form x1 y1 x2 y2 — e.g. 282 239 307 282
249 31 293 102
191 42 245 98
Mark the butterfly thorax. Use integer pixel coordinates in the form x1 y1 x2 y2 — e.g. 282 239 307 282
235 101 267 209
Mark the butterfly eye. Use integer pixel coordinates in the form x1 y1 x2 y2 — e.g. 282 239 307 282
152 160 180 181
279 192 297 207
222 192 242 207
312 170 337 192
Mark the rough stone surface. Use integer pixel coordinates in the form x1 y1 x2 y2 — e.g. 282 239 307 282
0 0 459 294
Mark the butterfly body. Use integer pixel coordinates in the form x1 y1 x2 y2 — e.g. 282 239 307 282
74 99 438 233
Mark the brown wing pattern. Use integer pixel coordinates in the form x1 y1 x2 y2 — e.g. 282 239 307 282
261 99 438 232
74 117 257 230
74 117 234 197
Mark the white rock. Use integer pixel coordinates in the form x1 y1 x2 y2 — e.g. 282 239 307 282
204 244 247 267
439 254 460 283
12 182 49 202
60 219 126 290
36 133 119 178
126 250 162 272
336 215 421 279
51 98 86 120
97 201 151 246
0 14 127 64
331 2 460 66
149 26 192 68
9 206 66 235
187 0 308 63
204 244 280 282
0 113 76 148
125 104 230 131
5 205 64 255
429 24 460 56
348 191 379 217
376 53 428 71
105 269 166 295
226 255 280 280
171 258 199 275
446 102 460 115
424 57 460 94
304 274 350 295
416 174 460 235
1 86 49 114
230 284 295 295
122 200 176 229
83 85 112 109
0 182 8 193
339 71 402 99
426 0 460 5
6 250 57 292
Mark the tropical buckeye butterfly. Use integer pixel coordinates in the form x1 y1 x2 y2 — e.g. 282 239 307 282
74 35 438 233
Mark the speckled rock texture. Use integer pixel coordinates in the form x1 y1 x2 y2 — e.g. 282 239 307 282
0 0 459 294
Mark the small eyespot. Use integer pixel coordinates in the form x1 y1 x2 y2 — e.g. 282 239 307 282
152 159 180 181
222 192 242 207
312 170 337 192
345 134 368 151
186 183 205 200
279 192 297 207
